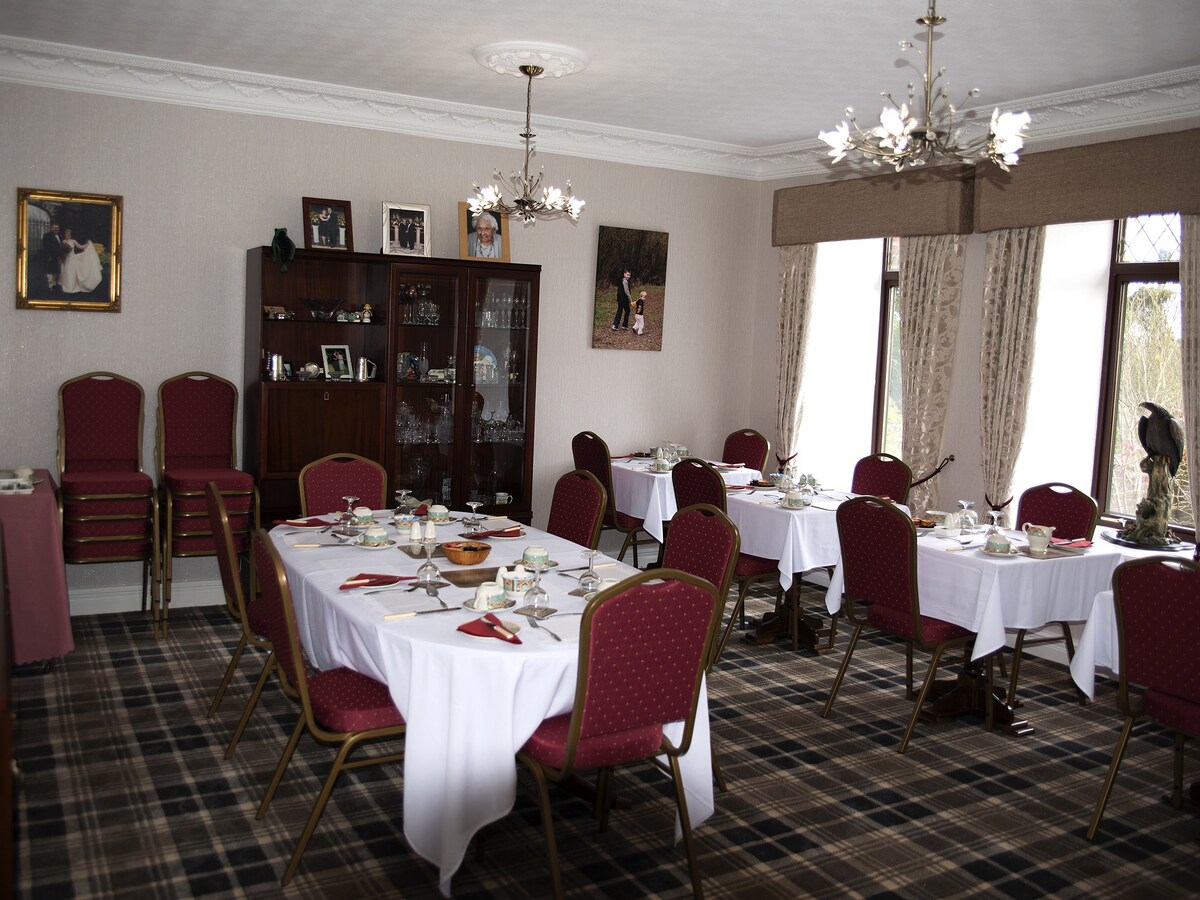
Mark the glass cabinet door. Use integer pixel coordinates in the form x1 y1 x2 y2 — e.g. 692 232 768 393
391 271 461 506
466 272 536 516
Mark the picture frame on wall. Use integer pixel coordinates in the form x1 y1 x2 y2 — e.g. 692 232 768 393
17 187 122 312
320 344 353 380
591 224 670 352
303 197 353 251
382 202 432 257
458 202 510 263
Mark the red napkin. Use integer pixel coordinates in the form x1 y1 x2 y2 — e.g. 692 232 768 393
457 613 522 643
1051 538 1093 548
414 503 429 516
610 453 634 460
472 525 523 539
725 484 750 491
276 516 330 527
339 573 415 590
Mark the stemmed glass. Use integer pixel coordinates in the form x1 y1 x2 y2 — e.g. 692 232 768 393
957 499 979 530
986 509 1004 534
414 531 441 585
394 487 411 519
524 562 549 613
571 549 601 598
335 495 359 537
465 499 483 534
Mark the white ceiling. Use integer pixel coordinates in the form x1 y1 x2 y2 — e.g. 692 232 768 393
2 0 1199 179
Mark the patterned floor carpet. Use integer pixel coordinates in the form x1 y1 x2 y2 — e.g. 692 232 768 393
12 587 1199 899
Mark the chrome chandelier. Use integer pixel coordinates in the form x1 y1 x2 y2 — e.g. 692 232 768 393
469 43 585 224
818 0 1030 172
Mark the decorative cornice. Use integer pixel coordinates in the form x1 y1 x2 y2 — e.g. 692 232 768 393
1 36 1198 182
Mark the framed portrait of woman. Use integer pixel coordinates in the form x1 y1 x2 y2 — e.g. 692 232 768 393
303 197 354 251
458 202 511 263
17 187 122 312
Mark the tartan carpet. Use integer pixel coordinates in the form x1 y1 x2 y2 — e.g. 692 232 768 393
12 587 1198 898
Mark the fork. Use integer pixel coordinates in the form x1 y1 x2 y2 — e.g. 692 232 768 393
524 614 561 641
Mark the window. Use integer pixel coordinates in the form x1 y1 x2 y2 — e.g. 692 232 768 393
877 237 902 456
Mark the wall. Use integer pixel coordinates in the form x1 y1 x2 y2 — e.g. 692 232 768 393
0 82 771 612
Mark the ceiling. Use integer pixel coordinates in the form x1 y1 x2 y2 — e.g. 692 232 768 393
2 0 1199 179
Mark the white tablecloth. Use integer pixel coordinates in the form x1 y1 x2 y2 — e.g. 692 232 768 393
723 491 844 591
269 517 713 896
824 529 1128 661
610 458 758 542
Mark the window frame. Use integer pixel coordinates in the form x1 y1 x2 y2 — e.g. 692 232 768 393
872 238 900 453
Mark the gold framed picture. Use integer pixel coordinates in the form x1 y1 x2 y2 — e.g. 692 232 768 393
458 202 510 263
17 187 122 312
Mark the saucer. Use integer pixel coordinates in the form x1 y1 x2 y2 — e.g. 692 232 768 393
353 538 397 550
462 598 517 612
980 546 1018 557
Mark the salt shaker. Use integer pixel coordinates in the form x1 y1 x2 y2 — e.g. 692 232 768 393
424 520 436 541
409 522 422 543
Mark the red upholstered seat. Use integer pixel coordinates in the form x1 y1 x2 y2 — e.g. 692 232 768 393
733 553 778 577
822 496 983 753
721 428 769 473
252 531 405 886
298 453 387 517
1087 555 1200 840
571 431 654 565
850 453 913 504
545 469 608 549
514 570 720 899
61 471 154 495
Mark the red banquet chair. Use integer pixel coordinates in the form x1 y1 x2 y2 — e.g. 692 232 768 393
721 427 770 473
157 372 258 638
545 469 607 549
298 452 387 516
57 372 159 617
514 568 721 899
822 496 989 753
571 431 653 565
1087 555 1200 839
850 453 913 504
251 530 406 885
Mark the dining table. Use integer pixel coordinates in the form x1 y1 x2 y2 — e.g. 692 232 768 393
609 456 758 543
268 513 714 896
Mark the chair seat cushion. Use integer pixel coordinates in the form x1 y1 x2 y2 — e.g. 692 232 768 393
1144 688 1200 738
64 539 153 563
614 510 644 531
308 667 405 732
868 603 971 643
61 471 153 497
163 468 255 494
64 518 153 540
734 553 779 577
63 496 153 518
521 712 663 771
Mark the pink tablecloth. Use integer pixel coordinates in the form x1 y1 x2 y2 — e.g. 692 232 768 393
0 470 74 664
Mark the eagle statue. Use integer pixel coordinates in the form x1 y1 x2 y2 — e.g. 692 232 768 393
1136 401 1184 476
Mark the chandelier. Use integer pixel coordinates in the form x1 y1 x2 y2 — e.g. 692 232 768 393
469 43 585 224
818 0 1030 172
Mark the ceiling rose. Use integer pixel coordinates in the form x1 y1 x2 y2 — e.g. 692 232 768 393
473 41 589 78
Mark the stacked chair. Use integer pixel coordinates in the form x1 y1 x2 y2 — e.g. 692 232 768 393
157 372 257 638
57 372 158 618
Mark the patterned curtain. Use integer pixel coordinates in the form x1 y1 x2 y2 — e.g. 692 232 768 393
978 227 1047 526
898 234 965 516
776 244 817 475
1181 215 1199 551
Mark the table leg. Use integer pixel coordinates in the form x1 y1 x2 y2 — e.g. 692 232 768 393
921 661 1035 737
744 583 836 653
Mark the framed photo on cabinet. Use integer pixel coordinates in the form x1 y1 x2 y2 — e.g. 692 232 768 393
383 202 431 257
303 197 353 251
17 187 122 312
458 202 510 263
321 344 353 380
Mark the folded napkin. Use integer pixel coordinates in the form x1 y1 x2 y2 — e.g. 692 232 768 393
413 503 429 516
725 484 750 491
1051 538 1093 549
339 573 415 590
276 516 330 527
472 525 523 539
610 453 634 460
711 461 745 468
457 613 522 644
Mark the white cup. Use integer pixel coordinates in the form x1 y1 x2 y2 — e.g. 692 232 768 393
14 466 33 480
361 524 389 546
494 492 511 505
352 506 373 526
473 581 504 611
522 545 550 567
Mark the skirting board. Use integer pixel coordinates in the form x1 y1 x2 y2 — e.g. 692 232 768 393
68 580 224 617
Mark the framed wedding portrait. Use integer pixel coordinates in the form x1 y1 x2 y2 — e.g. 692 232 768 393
320 344 353 380
303 197 353 251
382 202 432 257
458 202 510 263
17 187 122 312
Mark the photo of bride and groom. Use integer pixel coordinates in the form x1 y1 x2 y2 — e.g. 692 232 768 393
18 189 120 310
43 222 103 295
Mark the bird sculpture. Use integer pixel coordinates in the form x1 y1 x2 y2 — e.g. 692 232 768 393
1136 401 1184 476
271 227 296 273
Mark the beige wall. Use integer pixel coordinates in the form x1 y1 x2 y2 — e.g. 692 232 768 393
0 82 776 609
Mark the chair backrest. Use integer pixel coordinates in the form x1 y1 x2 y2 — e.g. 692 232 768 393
563 569 720 770
252 530 309 703
850 453 913 504
571 431 618 523
298 453 388 516
546 469 608 549
663 504 739 598
836 496 919 622
157 372 239 474
206 482 250 624
1112 556 1200 715
1016 482 1098 540
58 372 145 474
671 457 727 513
722 428 769 472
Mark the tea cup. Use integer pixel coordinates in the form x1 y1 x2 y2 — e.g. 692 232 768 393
427 504 450 522
984 531 1012 554
14 466 33 480
784 488 810 509
361 524 389 547
501 564 535 601
522 545 550 567
472 581 505 611
650 457 671 473
352 506 374 526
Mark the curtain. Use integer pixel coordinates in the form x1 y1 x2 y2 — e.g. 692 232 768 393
1181 215 1199 549
898 234 965 516
978 227 1047 526
776 244 817 475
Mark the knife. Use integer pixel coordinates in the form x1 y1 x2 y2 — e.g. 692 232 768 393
383 607 458 620
292 542 345 548
556 562 618 575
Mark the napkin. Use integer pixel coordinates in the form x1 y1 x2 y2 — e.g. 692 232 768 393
457 613 522 643
414 503 429 516
339 573 415 590
725 484 751 491
610 453 634 460
1051 538 1093 549
276 516 330 527
711 461 745 468
472 525 523 539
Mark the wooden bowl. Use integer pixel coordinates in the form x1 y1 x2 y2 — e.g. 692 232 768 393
442 541 492 566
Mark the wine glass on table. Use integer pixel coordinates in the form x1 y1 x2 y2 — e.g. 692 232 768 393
986 509 1003 534
394 487 412 520
335 495 359 537
525 562 549 614
465 499 483 534
571 549 601 598
415 531 441 586
957 499 978 531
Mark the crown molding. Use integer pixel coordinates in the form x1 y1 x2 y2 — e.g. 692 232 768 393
2 36 1198 182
